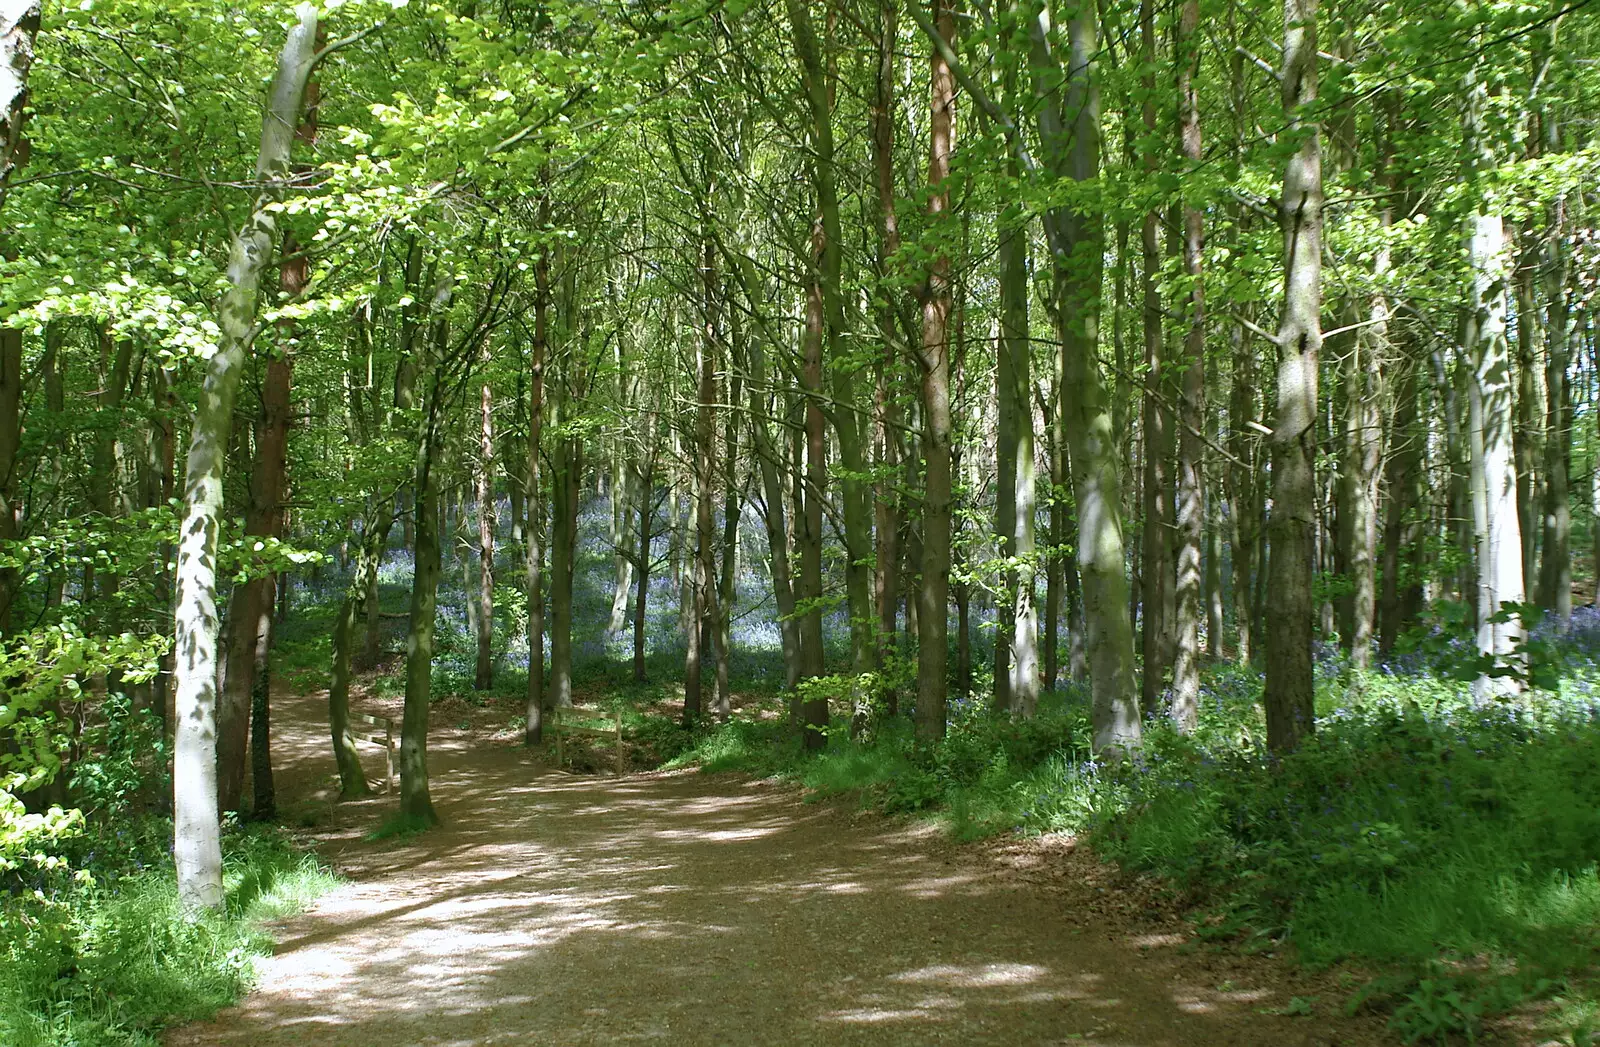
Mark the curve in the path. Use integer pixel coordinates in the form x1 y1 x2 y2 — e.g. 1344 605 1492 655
169 690 1377 1047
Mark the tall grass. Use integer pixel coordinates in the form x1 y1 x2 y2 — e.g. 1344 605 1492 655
0 828 337 1047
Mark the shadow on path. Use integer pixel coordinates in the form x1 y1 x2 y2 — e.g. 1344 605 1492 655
168 689 1384 1047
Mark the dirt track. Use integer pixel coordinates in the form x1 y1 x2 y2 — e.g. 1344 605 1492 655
168 688 1391 1046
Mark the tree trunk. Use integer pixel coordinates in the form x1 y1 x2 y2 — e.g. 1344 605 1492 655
633 447 655 683
1537 199 1572 624
717 351 742 722
914 0 957 745
218 228 302 815
1379 345 1424 656
788 0 875 726
686 236 721 727
1023 3 1142 754
248 574 277 821
1228 322 1258 664
1464 66 1525 696
173 5 319 910
399 274 455 829
1170 0 1205 729
1137 0 1171 718
524 196 548 744
475 360 495 690
1514 236 1541 599
1263 0 1321 753
746 322 800 691
549 431 581 711
998 206 1038 717
869 0 902 715
329 523 379 798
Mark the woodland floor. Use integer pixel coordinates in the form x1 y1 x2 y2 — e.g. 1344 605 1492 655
166 686 1401 1047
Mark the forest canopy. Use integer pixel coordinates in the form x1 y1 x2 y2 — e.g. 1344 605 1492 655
3 0 1600 1041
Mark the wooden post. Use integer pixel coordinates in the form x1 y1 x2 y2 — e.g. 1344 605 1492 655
385 720 394 795
615 705 624 776
553 706 563 769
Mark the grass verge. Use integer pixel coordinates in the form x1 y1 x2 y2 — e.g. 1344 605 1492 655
1 827 338 1047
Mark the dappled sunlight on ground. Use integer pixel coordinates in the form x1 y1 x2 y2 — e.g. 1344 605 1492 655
170 689 1391 1047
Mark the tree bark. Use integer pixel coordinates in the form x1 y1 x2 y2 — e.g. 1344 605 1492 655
914 0 957 745
524 194 549 744
1137 0 1171 718
1263 0 1322 753
1514 234 1541 599
173 4 319 910
870 0 902 717
218 226 303 815
329 523 380 798
1020 1 1143 753
998 205 1038 717
475 352 495 690
399 273 455 829
1170 0 1206 729
746 316 801 692
1537 197 1572 624
1464 66 1526 696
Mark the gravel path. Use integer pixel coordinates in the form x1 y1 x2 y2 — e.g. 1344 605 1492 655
169 689 1390 1047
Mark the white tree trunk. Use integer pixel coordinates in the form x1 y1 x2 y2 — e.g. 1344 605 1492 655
173 4 319 913
1463 69 1525 696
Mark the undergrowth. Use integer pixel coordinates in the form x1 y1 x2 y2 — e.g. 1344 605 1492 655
0 827 337 1047
667 661 1600 1043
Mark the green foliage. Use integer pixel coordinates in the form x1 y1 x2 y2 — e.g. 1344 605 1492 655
0 829 337 1047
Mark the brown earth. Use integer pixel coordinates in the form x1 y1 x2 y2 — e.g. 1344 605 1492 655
168 686 1398 1047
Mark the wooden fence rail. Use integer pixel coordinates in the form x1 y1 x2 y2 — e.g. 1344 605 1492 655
353 711 396 794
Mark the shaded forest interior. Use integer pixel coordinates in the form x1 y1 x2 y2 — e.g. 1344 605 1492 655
4 0 1600 1043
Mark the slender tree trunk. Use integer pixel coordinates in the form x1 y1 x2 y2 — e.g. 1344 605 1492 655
1514 234 1541 597
248 574 277 821
717 352 742 722
1170 0 1206 729
475 357 495 690
219 223 304 814
788 0 876 724
549 432 581 711
1338 103 1390 670
1021 3 1142 753
1137 0 1171 717
524 196 549 744
399 275 455 829
1464 66 1525 695
999 208 1039 717
329 523 379 798
746 324 800 691
1228 322 1257 664
1380 346 1424 656
870 0 902 715
797 240 828 745
633 447 656 682
173 5 319 910
1263 0 1322 753
914 0 956 744
1538 198 1572 624
1043 384 1063 691
686 236 721 727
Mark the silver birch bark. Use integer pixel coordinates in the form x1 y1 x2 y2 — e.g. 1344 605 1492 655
1464 67 1525 695
173 4 319 911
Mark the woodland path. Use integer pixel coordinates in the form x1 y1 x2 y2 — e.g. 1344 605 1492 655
169 687 1390 1047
